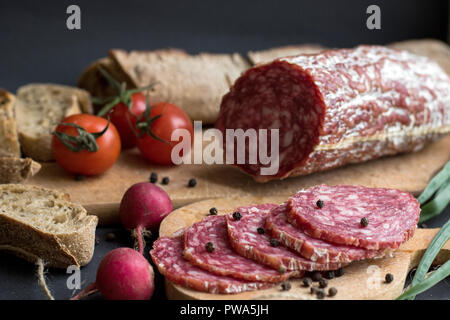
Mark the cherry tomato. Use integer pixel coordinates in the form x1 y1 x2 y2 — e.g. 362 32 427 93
52 114 121 176
108 92 147 149
135 103 193 165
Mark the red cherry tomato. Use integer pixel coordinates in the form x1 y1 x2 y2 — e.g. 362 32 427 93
108 92 147 149
52 114 121 176
135 103 193 165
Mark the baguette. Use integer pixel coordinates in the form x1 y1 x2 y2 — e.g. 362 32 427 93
0 157 41 183
0 89 21 158
109 49 250 123
0 184 98 268
15 84 87 161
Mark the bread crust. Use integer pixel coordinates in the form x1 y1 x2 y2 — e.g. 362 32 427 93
0 184 98 268
0 157 41 183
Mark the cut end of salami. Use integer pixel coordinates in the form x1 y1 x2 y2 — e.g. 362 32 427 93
215 46 450 182
287 184 420 250
183 214 302 283
226 203 347 271
150 235 272 294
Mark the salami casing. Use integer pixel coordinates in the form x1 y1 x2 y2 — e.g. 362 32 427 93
150 233 272 294
215 46 450 182
287 185 420 250
226 204 346 271
265 202 383 263
184 215 302 282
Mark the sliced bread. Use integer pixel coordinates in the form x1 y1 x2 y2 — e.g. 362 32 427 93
15 84 87 161
109 49 250 123
0 157 41 184
0 89 21 158
0 184 98 268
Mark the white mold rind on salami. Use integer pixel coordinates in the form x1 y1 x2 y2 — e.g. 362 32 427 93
150 235 272 294
215 46 450 182
226 203 347 271
287 184 420 250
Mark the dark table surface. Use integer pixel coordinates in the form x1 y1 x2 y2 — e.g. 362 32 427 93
0 0 449 300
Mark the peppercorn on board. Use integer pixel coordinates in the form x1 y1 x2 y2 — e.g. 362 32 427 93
26 134 450 225
159 197 450 300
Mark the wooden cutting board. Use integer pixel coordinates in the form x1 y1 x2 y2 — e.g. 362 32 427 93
159 197 450 300
26 135 450 225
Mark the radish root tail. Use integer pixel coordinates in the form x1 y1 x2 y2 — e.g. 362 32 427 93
132 226 152 255
36 258 55 300
70 282 98 300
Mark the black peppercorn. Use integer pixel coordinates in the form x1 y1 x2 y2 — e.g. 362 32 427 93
232 211 242 221
335 268 345 277
319 278 328 288
316 289 326 299
161 177 170 185
302 277 312 287
316 199 324 208
105 232 116 241
385 273 394 283
360 217 369 227
310 286 318 294
188 178 197 187
311 271 322 282
323 270 335 280
277 265 287 274
257 227 265 234
270 238 279 247
281 282 291 291
150 172 158 183
209 207 218 216
75 174 84 181
205 242 215 253
328 287 338 297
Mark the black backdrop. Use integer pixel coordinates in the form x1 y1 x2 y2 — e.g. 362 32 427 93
0 0 448 91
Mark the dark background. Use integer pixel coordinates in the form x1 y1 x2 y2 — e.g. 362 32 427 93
0 0 448 91
0 0 449 300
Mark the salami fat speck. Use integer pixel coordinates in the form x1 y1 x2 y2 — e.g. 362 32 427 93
226 204 347 271
287 184 420 250
184 215 302 283
265 202 383 263
215 46 450 182
150 233 272 294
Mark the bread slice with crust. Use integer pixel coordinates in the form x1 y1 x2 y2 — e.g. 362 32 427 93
0 184 98 268
247 44 327 65
0 89 21 158
109 49 250 123
15 84 88 161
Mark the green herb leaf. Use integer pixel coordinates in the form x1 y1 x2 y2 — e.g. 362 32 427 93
397 259 450 300
418 161 450 205
402 218 450 299
419 179 450 224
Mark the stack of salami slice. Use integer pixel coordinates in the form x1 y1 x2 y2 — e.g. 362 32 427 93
151 185 420 294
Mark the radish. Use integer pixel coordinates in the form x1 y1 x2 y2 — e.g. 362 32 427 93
120 182 173 254
71 248 154 300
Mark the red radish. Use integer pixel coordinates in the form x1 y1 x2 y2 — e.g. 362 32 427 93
71 248 155 300
120 182 173 254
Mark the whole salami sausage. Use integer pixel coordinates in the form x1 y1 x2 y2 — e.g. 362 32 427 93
215 46 450 182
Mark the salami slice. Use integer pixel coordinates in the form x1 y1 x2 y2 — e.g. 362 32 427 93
184 215 302 282
287 185 420 250
265 203 384 263
215 46 450 182
150 233 272 294
226 203 346 271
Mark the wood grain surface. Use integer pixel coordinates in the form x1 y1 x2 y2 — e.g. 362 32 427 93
159 197 450 300
26 134 450 225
